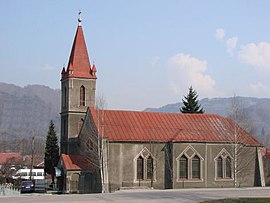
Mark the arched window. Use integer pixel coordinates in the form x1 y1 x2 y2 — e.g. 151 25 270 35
217 156 223 178
137 156 144 180
192 155 200 179
80 85 85 106
147 156 153 180
179 155 188 179
225 157 232 178
215 149 233 180
135 149 156 181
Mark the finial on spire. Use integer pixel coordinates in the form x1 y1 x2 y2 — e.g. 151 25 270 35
78 10 82 26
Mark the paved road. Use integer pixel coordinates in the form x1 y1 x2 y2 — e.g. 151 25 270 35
1 187 270 203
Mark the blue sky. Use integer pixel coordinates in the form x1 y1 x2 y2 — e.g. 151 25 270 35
1 1 270 110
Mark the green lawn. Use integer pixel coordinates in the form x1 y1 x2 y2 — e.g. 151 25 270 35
201 198 270 203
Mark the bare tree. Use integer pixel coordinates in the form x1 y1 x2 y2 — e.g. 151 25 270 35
95 94 107 193
228 95 257 187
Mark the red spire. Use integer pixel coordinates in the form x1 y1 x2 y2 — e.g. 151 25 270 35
62 20 97 80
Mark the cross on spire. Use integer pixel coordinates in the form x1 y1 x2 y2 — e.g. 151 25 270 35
78 10 82 25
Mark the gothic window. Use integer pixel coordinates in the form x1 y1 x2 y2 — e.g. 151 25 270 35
146 156 153 180
225 157 232 178
80 85 85 106
137 156 144 180
192 155 200 179
215 149 233 180
179 155 188 179
217 157 223 178
176 145 203 181
135 148 156 181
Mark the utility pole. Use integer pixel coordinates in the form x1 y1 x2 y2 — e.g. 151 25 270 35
30 136 34 180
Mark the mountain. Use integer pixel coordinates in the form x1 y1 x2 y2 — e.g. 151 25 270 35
0 82 61 145
1 81 270 149
145 97 270 146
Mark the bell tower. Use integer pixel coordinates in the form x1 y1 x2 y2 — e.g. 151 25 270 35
60 14 97 154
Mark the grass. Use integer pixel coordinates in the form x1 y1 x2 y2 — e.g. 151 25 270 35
201 198 270 203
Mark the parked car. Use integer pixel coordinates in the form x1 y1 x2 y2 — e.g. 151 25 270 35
20 180 34 193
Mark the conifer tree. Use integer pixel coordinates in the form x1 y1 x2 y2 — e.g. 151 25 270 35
44 120 59 184
180 86 204 114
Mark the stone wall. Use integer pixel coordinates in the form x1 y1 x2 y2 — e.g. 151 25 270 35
106 142 259 191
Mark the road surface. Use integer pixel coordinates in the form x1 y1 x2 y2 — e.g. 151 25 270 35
1 187 270 203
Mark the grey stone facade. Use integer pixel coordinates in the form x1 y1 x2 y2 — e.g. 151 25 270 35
60 77 96 154
101 141 261 192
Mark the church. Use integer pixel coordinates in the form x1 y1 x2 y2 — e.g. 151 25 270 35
58 16 266 194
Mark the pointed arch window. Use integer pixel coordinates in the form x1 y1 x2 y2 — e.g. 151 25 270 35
135 148 156 181
80 85 85 106
192 155 200 179
146 156 153 180
225 157 232 178
215 149 233 180
137 156 144 180
217 156 223 178
179 155 188 179
177 145 203 181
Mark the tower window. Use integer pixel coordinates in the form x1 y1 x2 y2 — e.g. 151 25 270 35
80 85 85 106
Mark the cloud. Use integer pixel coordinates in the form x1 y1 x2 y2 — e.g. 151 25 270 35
249 82 270 97
167 53 217 98
215 28 226 40
238 42 270 72
226 37 238 57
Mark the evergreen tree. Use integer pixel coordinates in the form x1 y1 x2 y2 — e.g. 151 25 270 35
180 86 204 114
44 120 59 183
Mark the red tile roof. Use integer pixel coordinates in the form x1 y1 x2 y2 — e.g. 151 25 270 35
0 153 21 164
61 154 94 171
62 24 96 80
90 109 260 145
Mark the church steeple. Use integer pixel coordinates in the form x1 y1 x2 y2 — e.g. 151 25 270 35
61 14 97 80
60 14 97 154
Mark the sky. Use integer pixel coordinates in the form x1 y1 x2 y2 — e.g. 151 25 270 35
1 1 270 111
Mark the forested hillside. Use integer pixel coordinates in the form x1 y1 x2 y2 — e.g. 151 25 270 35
0 82 60 153
1 82 270 153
